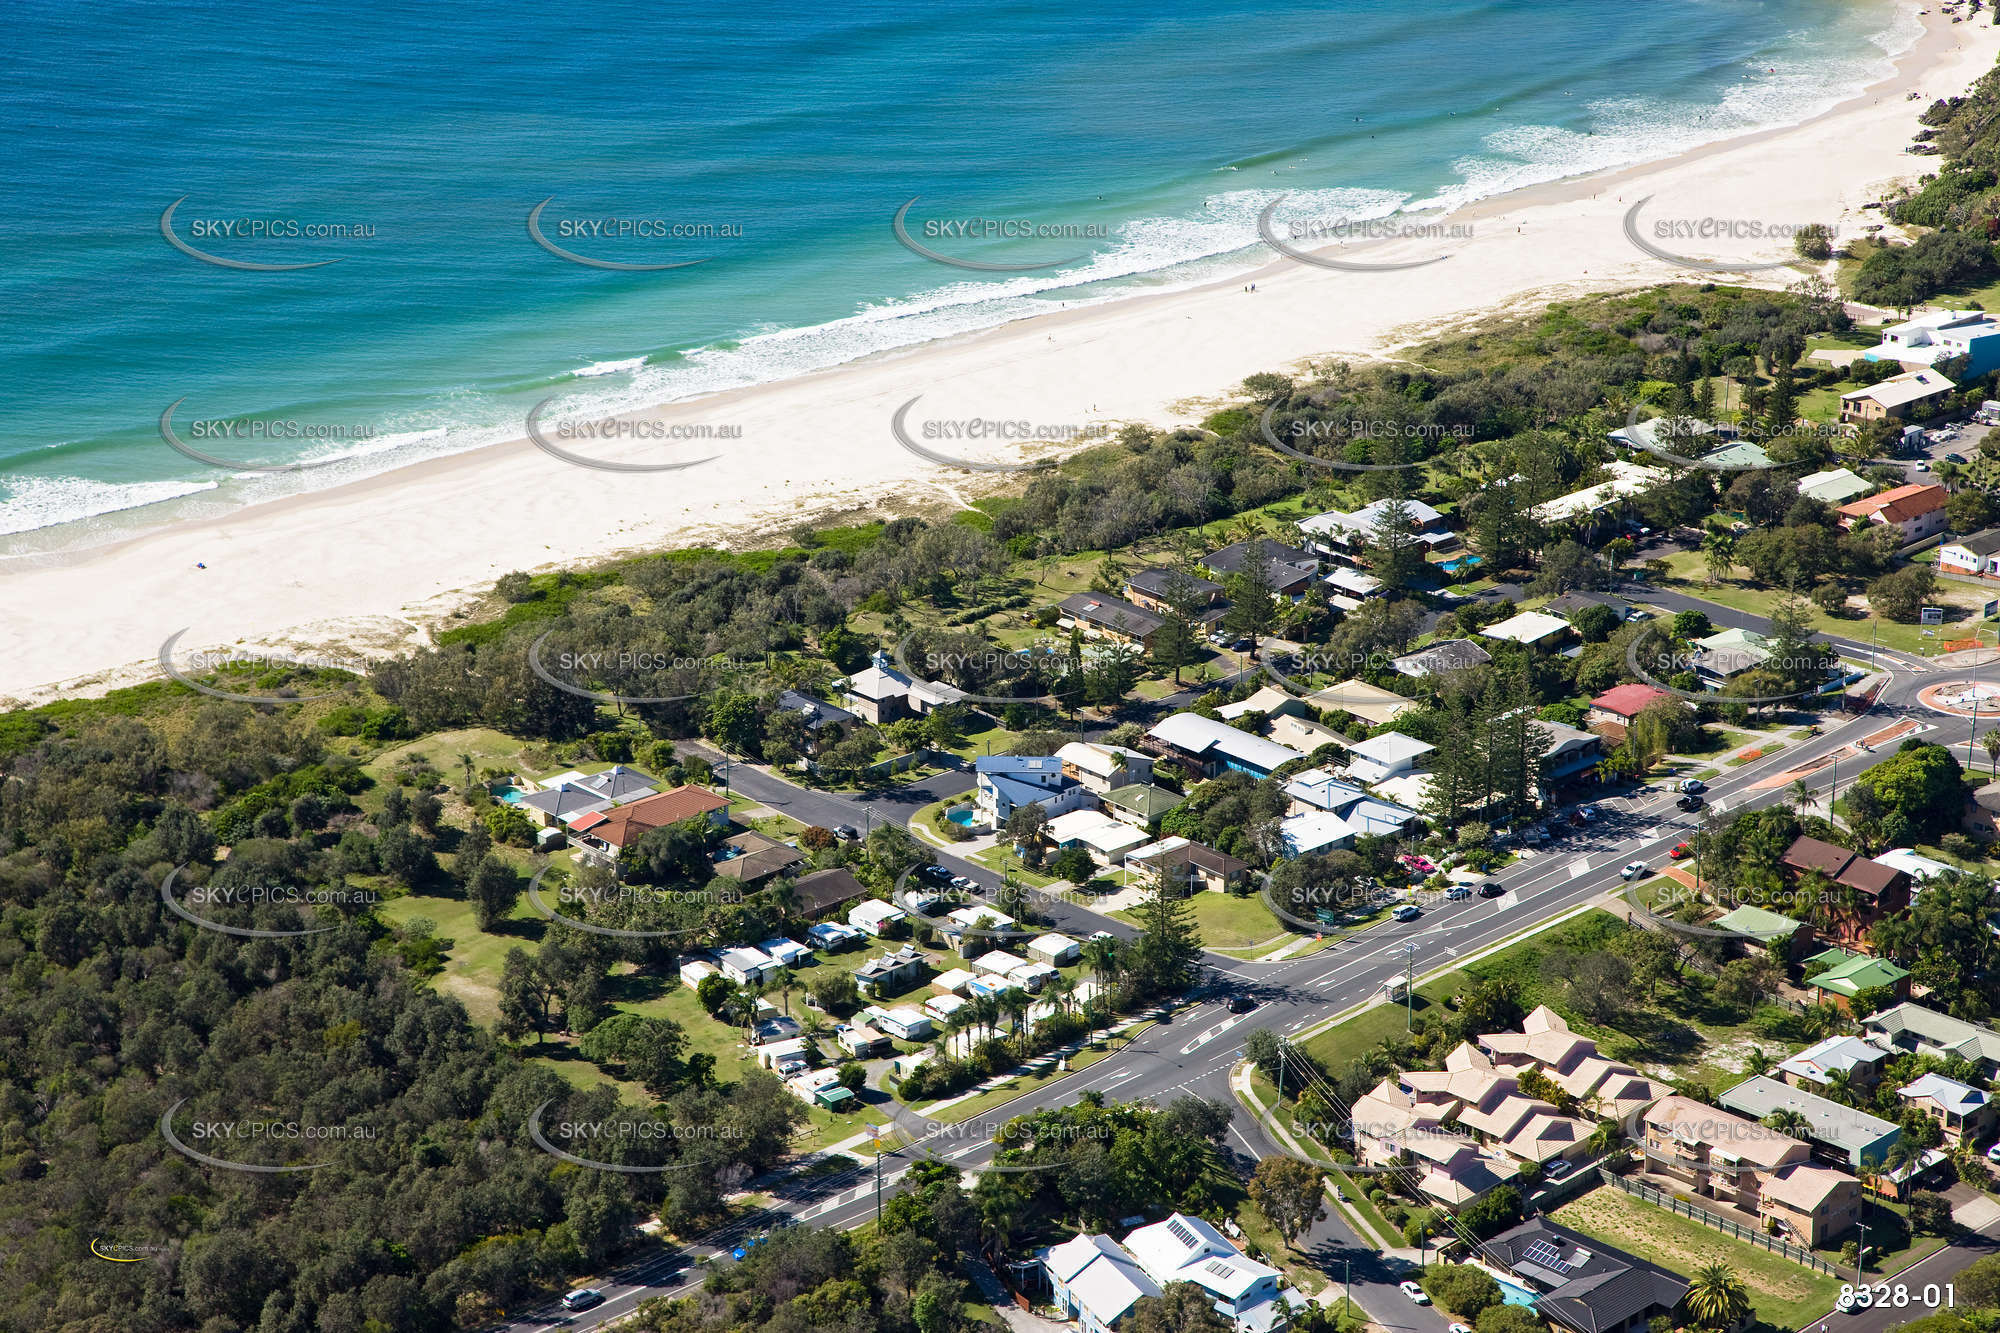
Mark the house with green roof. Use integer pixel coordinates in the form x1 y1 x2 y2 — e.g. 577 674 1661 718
1713 904 1806 958
1804 947 1911 1011
1100 783 1185 831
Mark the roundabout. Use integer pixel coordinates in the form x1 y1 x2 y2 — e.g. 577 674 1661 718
1917 678 2000 718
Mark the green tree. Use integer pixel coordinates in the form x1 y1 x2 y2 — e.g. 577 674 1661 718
1222 556 1279 652
1685 1260 1753 1330
1130 885 1204 994
1247 1155 1326 1244
1420 1264 1502 1319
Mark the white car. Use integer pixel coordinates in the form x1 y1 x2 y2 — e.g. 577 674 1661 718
1393 904 1421 922
561 1289 605 1311
1985 1142 2000 1163
1621 861 1649 880
1400 1281 1431 1304
1450 1324 1475 1333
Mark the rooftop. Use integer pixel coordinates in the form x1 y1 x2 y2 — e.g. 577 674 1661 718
1716 1075 1900 1160
1480 609 1573 644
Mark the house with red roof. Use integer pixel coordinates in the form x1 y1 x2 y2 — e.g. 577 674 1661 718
1586 683 1672 733
572 784 732 867
1837 483 1947 544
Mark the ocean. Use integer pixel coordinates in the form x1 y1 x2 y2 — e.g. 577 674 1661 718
0 0 1918 549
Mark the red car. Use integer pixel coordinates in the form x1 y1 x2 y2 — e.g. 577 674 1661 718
1669 843 1692 860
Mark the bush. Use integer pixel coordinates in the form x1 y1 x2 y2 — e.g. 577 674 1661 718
1909 1190 1955 1235
837 1061 866 1092
484 803 539 848
1422 1264 1502 1319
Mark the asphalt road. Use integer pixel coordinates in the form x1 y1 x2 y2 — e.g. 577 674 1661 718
492 602 2000 1333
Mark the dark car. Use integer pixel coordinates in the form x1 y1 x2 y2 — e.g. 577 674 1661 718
1231 638 1254 653
1227 993 1257 1014
1677 793 1704 811
832 824 860 840
1477 881 1507 898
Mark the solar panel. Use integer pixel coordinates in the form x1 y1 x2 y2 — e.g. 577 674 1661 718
1521 1239 1570 1272
1167 1219 1200 1250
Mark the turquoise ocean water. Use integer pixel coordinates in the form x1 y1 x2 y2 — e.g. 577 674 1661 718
0 0 1918 549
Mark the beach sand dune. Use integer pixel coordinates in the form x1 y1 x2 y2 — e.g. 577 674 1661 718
4 2 1996 707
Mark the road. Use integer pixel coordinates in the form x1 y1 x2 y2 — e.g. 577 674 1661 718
493 598 2000 1333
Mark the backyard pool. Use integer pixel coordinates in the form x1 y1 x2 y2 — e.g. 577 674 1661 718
1440 554 1485 576
946 807 977 827
1493 1275 1539 1308
495 786 527 804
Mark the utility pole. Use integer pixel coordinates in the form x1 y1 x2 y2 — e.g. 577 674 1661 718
1855 1217 1868 1292
1345 1259 1352 1309
872 1125 885 1227
1404 942 1418 1031
1276 1037 1286 1102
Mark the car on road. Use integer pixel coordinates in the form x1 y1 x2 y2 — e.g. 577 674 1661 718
1227 993 1258 1014
1677 794 1704 811
1444 884 1472 900
562 1290 605 1312
1393 904 1422 922
1678 778 1706 793
1669 843 1692 860
1947 452 1969 464
1089 930 1114 942
1231 637 1255 653
1620 861 1649 880
949 875 977 891
1836 1289 1861 1315
1478 881 1506 897
1915 460 1932 471
921 863 953 882
1449 1324 1475 1333
1400 1282 1431 1304
1985 1141 2000 1164
832 824 859 841
1578 804 1600 822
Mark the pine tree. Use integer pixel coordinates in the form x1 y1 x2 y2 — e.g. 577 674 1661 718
1132 885 1203 994
1694 376 1716 421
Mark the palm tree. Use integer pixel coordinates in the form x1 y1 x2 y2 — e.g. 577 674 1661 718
1744 1046 1773 1077
772 966 796 1018
1583 1118 1623 1158
1082 935 1121 990
1877 1135 1927 1196
1686 1261 1753 1330
1701 529 1736 587
458 753 475 794
1764 1108 1811 1138
1983 728 2000 777
1044 972 1075 1017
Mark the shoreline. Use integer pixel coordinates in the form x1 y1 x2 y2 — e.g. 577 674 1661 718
6 0 1995 709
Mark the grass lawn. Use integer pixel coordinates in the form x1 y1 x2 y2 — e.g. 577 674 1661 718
1554 1186 1841 1332
1110 891 1305 954
376 889 547 1025
1663 552 1983 654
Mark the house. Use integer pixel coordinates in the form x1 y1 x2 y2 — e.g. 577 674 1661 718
516 784 614 830
975 754 1092 824
1837 482 1948 543
1124 836 1251 893
1475 1007 1673 1119
1875 847 1958 883
1042 1233 1163 1333
1057 741 1155 794
1640 1096 1864 1245
1533 718 1607 785
854 945 927 998
869 1005 935 1042
923 992 967 1024
1899 1072 1995 1147
1027 932 1082 966
787 1067 855 1109
1340 732 1435 784
679 959 718 991
930 967 977 995
1281 768 1422 833
1008 959 1059 991
1527 461 1669 526
1711 903 1806 955
716 946 777 986
848 899 909 937
1267 712 1343 754
1864 1003 2000 1078
1122 1212 1299 1333
1145 712 1305 780
1803 946 1912 1010
1781 836 1914 943
1479 609 1573 649
1123 567 1226 617
1840 368 1955 423
1716 1075 1901 1173
1100 783 1185 829
1776 1034 1892 1094
1689 626 1773 690
573 765 660 804
1278 810 1362 856
775 687 858 740
1354 1040 1594 1172
757 936 812 968
711 830 806 885
842 653 916 724
1299 498 1451 562
1608 414 1729 456
1044 808 1150 864
1586 683 1671 730
836 1024 890 1056
1796 467 1875 505
752 1013 801 1046
1703 440 1777 469
1862 308 2000 376
1215 685 1318 724
1202 538 1320 598
1939 528 2000 580
1306 678 1416 725
1056 592 1167 648
570 784 732 866
755 1037 812 1076
1546 590 1643 622
806 920 864 951
1323 565 1385 605
793 867 868 920
1392 638 1492 678
1479 1220 1691 1333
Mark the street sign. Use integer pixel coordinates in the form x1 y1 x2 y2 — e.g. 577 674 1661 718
1984 598 1998 621
1921 606 1945 625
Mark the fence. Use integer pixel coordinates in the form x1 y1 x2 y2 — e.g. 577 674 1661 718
1603 1170 1841 1275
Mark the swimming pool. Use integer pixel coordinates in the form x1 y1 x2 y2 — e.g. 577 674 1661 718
495 786 527 804
1440 554 1485 575
1493 1275 1539 1308
946 807 977 827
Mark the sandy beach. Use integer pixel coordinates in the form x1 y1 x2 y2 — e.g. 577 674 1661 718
6 2 1997 708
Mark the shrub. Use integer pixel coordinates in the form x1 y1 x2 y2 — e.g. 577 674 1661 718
1422 1264 1502 1319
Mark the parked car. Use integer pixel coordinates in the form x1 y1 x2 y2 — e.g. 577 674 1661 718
1450 1324 1475 1333
949 875 977 891
1946 452 1969 464
1621 861 1649 880
1445 884 1472 900
1231 638 1254 653
562 1290 605 1312
1393 904 1422 922
1546 1158 1574 1179
832 824 859 841
1400 1282 1431 1304
1478 881 1507 897
1985 1142 2000 1164
1677 778 1706 793
1669 843 1693 860
1677 794 1704 811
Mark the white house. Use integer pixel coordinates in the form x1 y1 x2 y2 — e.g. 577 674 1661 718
1125 1213 1298 1333
973 949 1024 977
1027 932 1082 966
716 946 777 985
1283 768 1422 834
1479 609 1573 649
837 1025 890 1057
1341 732 1435 784
757 937 812 968
1279 810 1361 857
1057 741 1155 794
1007 959 1060 992
848 899 909 936
1146 712 1305 780
924 992 968 1023
806 921 864 951
975 754 1093 824
1045 808 1151 864
1939 529 2000 581
871 1006 935 1041
931 966 977 995
1044 1234 1162 1333
679 959 719 990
